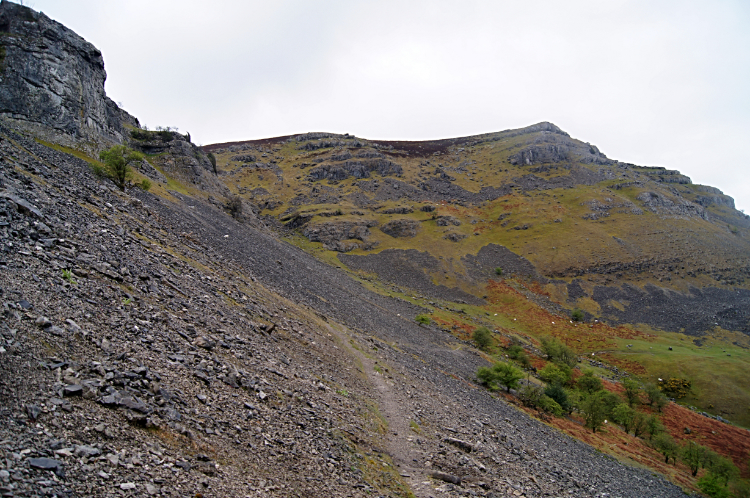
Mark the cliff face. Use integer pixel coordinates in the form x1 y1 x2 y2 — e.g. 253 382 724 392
0 0 137 145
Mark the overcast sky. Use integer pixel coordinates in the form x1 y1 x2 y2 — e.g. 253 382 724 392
26 0 750 211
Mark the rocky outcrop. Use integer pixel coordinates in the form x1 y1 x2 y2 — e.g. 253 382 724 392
308 159 402 181
636 191 707 219
303 219 378 252
509 143 569 166
380 218 420 238
128 129 227 194
509 132 613 166
0 1 138 147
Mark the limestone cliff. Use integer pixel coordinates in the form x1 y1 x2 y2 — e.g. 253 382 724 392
0 0 138 146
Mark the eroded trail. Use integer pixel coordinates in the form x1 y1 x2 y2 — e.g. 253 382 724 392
327 323 437 497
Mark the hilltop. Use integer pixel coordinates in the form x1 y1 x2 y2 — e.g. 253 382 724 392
1 1 749 497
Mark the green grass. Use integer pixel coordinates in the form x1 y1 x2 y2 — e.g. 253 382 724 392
614 333 750 427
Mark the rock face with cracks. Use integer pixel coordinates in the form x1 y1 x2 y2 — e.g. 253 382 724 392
0 1 138 147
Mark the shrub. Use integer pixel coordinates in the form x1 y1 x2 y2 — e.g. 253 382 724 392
472 327 492 351
476 362 524 392
697 474 730 498
92 163 107 178
540 336 577 367
645 383 668 412
539 363 572 386
682 441 708 477
494 267 503 276
538 395 563 416
518 384 543 408
651 433 679 464
99 145 144 190
544 383 571 413
704 452 739 486
645 414 665 439
661 377 691 399
492 362 524 392
571 308 584 322
507 344 524 359
576 370 602 394
622 378 641 407
415 314 430 326
507 344 530 367
138 178 152 191
227 195 243 218
207 152 217 174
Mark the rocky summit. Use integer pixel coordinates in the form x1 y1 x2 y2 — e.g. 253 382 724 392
1 2 749 498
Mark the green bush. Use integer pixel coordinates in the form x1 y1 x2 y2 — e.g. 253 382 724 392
99 145 144 190
571 308 584 322
645 383 668 412
538 395 563 416
507 344 530 367
698 474 730 498
539 363 572 386
645 414 664 439
651 433 679 464
544 383 571 413
138 178 152 191
576 370 602 394
507 344 524 359
494 267 503 276
415 314 430 326
540 336 577 367
518 384 543 408
472 327 492 351
477 362 524 392
622 378 641 407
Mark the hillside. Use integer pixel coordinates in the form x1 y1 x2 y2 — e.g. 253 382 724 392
202 124 750 429
1 2 749 497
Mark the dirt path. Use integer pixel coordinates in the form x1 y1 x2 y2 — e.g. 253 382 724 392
326 323 438 498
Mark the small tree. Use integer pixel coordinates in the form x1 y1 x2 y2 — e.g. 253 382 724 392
538 395 563 416
698 474 731 498
472 327 492 351
622 378 641 407
580 390 610 433
539 363 572 386
682 441 708 477
645 414 665 440
493 362 524 392
577 370 603 394
517 384 543 408
645 383 668 412
477 362 524 393
99 145 144 190
544 383 571 413
494 267 503 276
571 308 584 322
415 314 430 326
508 344 530 368
612 403 636 434
631 410 648 438
540 336 577 367
651 433 679 464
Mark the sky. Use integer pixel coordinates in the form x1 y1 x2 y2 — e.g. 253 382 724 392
24 0 750 212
